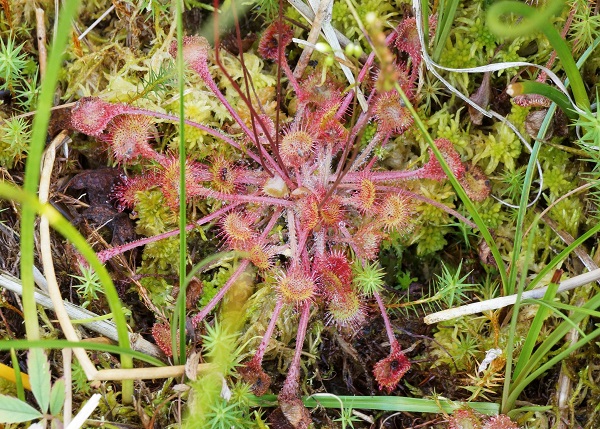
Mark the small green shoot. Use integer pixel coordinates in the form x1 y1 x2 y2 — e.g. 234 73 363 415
0 117 31 169
0 35 28 91
71 265 103 308
352 260 386 296
434 261 477 308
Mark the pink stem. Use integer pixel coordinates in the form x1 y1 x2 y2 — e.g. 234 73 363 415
191 187 293 207
347 131 384 173
125 107 257 161
252 298 284 365
191 260 251 327
127 106 291 184
374 291 398 349
280 58 302 96
279 302 311 397
97 203 240 263
203 77 256 140
202 78 292 183
343 167 422 183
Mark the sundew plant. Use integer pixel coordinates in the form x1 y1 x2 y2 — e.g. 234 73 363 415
67 6 491 426
4 0 600 427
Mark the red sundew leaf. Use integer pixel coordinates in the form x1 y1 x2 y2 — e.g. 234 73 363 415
394 15 437 63
276 393 311 429
221 211 257 246
70 97 128 137
279 128 315 168
459 163 491 202
152 323 173 357
482 415 519 429
238 359 272 396
111 173 160 211
326 290 365 329
169 35 212 82
258 21 294 60
447 409 483 429
373 91 414 136
419 138 466 181
352 223 386 260
277 268 318 304
378 193 414 233
105 114 158 163
298 71 344 108
373 343 411 393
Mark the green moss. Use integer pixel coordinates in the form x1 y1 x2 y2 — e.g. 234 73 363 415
135 190 177 236
427 107 472 156
0 377 16 396
474 200 506 230
548 196 584 237
471 123 521 175
543 167 572 196
430 318 489 371
200 266 233 308
539 145 572 171
138 276 174 308
142 237 181 273
330 0 398 48
413 225 450 255
0 116 30 168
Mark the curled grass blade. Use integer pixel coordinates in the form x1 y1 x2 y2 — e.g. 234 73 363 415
486 0 589 110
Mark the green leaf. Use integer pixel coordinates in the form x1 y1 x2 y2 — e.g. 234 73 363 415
0 394 42 423
28 348 51 413
49 378 65 416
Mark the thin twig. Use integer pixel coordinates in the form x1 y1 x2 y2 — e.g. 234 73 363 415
78 5 115 41
35 8 47 79
293 0 329 78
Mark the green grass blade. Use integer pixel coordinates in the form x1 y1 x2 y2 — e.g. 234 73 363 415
21 0 81 342
508 81 577 119
501 218 537 411
507 325 600 409
393 82 508 287
0 340 164 367
522 299 586 336
433 0 460 62
9 349 25 402
512 277 560 381
176 0 187 367
527 300 600 319
486 0 589 110
526 222 600 291
506 291 600 410
251 394 500 415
